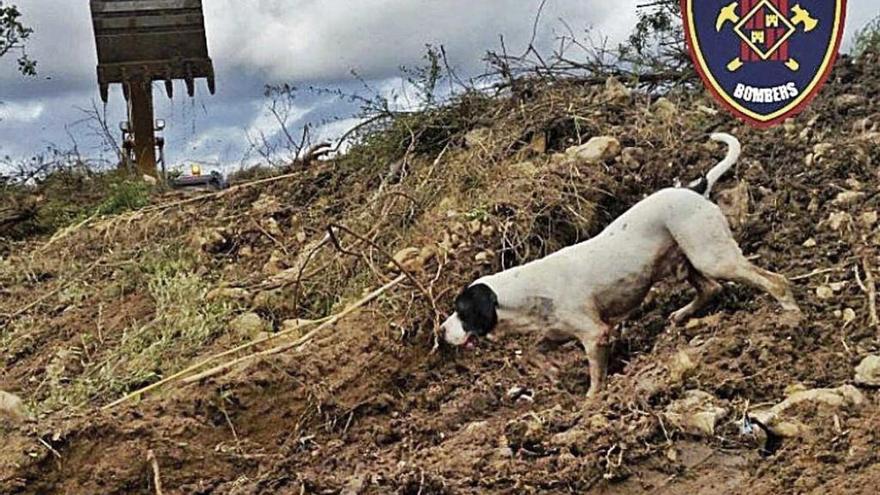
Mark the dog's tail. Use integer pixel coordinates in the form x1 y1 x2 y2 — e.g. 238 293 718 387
688 133 741 197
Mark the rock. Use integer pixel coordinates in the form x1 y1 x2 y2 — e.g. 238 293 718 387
855 355 880 387
668 349 697 383
802 238 817 248
142 174 158 186
750 385 865 438
716 181 750 231
388 247 421 271
231 313 267 338
833 191 865 206
842 308 857 324
816 286 834 299
603 76 631 104
566 136 621 164
860 211 878 228
826 211 851 231
475 251 493 264
551 427 590 449
340 475 366 495
835 94 867 109
620 147 644 170
652 97 677 120
206 287 252 304
0 391 25 422
664 390 728 437
812 143 833 160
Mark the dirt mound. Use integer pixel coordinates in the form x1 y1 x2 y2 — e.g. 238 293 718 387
2 53 880 494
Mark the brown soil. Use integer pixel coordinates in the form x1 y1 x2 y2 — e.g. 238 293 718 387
2 53 880 494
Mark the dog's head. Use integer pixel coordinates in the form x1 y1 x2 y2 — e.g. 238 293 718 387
441 283 498 346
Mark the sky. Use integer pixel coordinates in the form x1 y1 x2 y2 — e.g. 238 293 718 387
1 1 877 174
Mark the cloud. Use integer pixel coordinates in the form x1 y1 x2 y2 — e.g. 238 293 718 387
0 101 45 124
1 0 877 169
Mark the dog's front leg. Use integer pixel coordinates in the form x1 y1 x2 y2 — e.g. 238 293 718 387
560 311 612 398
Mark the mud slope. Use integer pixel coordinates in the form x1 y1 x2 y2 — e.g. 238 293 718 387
2 53 880 494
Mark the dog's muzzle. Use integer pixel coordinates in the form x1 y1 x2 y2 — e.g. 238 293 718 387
441 313 471 346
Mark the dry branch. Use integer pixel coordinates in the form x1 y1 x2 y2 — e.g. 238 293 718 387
102 315 333 410
862 257 879 330
182 275 405 384
146 450 164 495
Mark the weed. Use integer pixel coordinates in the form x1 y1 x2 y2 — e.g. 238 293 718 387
853 15 880 60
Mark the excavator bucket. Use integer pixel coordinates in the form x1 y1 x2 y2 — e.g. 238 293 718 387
89 0 216 102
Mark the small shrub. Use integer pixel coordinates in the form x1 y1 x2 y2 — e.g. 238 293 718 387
853 15 880 60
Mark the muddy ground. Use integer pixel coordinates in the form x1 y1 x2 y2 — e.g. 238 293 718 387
2 54 880 494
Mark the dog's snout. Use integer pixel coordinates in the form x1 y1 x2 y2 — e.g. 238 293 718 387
441 313 469 346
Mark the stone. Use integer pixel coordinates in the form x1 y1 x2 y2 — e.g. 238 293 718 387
0 391 25 422
566 136 621 164
142 174 158 186
652 97 677 120
668 350 697 383
833 191 865 206
388 247 421 271
816 286 834 299
860 211 878 228
664 390 728 437
603 76 631 103
750 385 865 438
835 94 867 109
231 313 267 338
620 147 644 170
826 211 851 231
855 355 880 387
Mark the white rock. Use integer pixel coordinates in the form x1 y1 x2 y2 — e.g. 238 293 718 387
652 97 677 120
855 355 880 387
833 191 865 206
603 77 631 103
231 313 267 337
750 385 865 438
664 390 728 437
0 391 25 422
566 136 621 164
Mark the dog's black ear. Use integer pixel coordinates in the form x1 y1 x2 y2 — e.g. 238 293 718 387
455 283 498 336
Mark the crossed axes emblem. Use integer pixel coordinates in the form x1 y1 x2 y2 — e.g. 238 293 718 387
716 0 818 72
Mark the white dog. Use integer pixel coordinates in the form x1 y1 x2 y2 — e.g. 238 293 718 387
442 133 800 397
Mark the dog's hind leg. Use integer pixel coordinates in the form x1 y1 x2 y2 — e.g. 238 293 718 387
670 266 723 325
668 207 800 316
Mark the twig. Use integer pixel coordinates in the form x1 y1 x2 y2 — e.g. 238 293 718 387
102 316 332 410
789 267 842 281
146 450 165 495
861 257 879 329
182 275 405 384
327 224 437 315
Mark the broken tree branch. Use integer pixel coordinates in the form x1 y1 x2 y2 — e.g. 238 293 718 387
861 257 879 330
146 450 164 495
182 275 405 384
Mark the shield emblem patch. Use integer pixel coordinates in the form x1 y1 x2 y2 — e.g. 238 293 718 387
681 0 847 127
